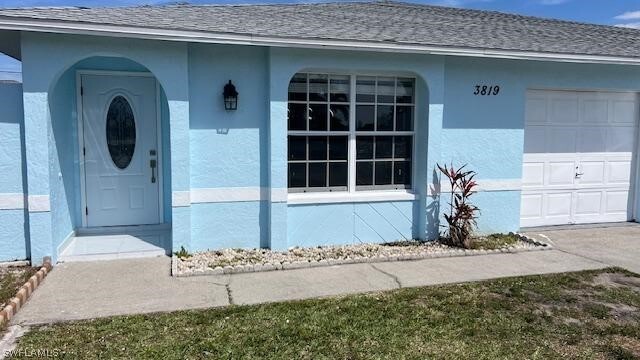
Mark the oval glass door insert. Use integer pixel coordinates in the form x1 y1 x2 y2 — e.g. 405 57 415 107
106 95 136 170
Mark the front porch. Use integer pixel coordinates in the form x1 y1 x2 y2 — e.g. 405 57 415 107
58 225 171 262
18 34 192 265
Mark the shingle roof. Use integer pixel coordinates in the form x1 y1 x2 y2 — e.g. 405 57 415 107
1 1 639 59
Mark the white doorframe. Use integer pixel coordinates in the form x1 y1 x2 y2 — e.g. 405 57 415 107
76 70 164 228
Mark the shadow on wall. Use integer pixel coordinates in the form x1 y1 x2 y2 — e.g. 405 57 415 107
426 168 441 240
19 84 30 260
0 80 30 260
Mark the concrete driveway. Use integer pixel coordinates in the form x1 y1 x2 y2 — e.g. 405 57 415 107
524 223 640 274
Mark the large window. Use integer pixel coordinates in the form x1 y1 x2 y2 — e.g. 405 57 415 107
287 73 414 193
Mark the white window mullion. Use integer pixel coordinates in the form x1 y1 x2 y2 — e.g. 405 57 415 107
348 74 357 193
288 72 414 194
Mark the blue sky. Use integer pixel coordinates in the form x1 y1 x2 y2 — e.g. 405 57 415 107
1 0 640 77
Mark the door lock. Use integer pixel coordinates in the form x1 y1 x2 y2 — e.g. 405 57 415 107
150 159 157 183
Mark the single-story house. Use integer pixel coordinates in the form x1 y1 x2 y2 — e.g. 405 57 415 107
1 1 639 265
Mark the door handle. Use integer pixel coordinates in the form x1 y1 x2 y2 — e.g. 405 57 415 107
575 172 584 179
150 159 157 184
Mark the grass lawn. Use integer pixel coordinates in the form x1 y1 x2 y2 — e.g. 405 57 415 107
10 268 640 359
0 266 37 311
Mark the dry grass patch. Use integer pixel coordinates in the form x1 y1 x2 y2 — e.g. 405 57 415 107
0 266 37 310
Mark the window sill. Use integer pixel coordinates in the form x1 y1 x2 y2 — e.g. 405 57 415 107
287 191 418 205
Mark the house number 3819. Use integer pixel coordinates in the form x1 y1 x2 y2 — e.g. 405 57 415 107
473 85 500 96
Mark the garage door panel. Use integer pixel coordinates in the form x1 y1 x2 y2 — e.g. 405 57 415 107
548 162 576 186
546 193 572 217
575 191 602 216
522 162 544 187
547 128 578 153
578 128 606 153
612 100 637 124
605 191 630 214
606 127 635 152
581 99 608 124
520 194 543 219
608 161 632 185
578 161 605 185
525 98 547 125
550 95 579 124
520 192 574 227
521 90 637 227
524 126 547 153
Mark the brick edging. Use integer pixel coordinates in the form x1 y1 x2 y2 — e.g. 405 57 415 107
174 233 552 277
0 257 52 327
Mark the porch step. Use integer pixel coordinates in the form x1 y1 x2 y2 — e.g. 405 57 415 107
58 231 170 263
75 223 171 236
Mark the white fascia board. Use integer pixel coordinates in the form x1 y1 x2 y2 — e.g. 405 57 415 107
2 17 640 65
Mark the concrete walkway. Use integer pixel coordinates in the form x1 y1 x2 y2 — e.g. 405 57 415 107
10 225 639 325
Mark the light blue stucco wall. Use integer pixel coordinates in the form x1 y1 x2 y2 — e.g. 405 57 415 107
14 31 640 262
0 82 28 261
190 202 268 250
288 201 415 247
267 48 443 248
186 44 268 249
188 44 269 189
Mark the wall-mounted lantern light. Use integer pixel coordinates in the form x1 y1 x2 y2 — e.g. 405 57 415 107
223 80 238 111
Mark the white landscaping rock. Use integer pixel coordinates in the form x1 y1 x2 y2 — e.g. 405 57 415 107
175 235 549 276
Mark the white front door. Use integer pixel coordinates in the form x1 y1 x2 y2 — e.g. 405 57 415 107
81 74 160 227
521 90 638 227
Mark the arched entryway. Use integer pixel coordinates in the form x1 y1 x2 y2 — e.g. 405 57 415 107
48 55 173 261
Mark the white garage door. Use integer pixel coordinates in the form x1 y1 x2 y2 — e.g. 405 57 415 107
521 90 638 227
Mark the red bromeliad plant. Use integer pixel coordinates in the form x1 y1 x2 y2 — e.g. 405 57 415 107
437 163 480 248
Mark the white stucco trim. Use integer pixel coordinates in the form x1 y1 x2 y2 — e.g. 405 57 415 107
287 191 418 205
176 187 286 204
172 191 191 207
0 193 25 210
428 179 522 196
27 195 50 212
270 188 288 203
191 187 264 203
173 181 521 206
3 18 640 66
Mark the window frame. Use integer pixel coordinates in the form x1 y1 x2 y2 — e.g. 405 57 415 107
287 73 351 193
287 71 417 197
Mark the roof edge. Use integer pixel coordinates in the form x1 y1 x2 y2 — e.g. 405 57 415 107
2 16 640 66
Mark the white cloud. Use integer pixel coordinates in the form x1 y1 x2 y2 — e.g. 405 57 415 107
615 10 640 20
615 22 640 29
